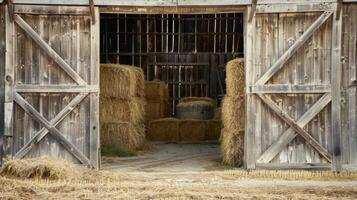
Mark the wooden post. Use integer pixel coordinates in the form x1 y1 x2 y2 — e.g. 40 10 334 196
331 10 342 171
0 5 6 165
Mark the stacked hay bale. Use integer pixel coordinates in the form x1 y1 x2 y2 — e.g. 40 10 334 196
220 58 245 166
100 64 146 151
145 80 170 121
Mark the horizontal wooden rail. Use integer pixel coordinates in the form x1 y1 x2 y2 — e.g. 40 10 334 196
248 84 331 94
15 85 99 93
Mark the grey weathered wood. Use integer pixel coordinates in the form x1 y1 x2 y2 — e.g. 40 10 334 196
89 7 100 169
331 10 342 171
257 93 332 163
13 92 92 167
14 5 91 15
244 6 256 169
14 14 87 85
256 3 335 13
15 85 98 93
257 94 332 162
248 0 257 22
256 163 331 170
0 5 5 164
249 84 331 94
255 11 332 85
14 94 88 159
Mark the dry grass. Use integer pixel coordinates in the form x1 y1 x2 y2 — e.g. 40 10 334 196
179 119 207 141
147 118 180 141
179 96 216 108
101 122 146 150
1 158 357 200
221 96 245 132
100 64 145 99
226 58 244 97
220 129 244 167
145 80 169 102
145 102 169 120
206 120 222 141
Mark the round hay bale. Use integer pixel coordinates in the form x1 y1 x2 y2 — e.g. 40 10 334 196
220 128 244 166
226 58 244 98
179 97 216 108
100 96 146 124
205 120 222 141
147 118 180 141
176 101 214 120
179 119 207 141
101 122 145 150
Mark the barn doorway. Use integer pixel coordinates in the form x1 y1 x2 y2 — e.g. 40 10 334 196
98 12 244 172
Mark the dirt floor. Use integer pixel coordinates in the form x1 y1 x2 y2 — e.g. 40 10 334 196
1 143 357 199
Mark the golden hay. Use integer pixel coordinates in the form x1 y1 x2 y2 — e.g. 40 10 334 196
179 119 207 141
179 97 216 108
147 118 180 141
221 96 245 134
220 129 244 166
205 120 222 141
214 107 222 121
176 101 215 120
0 157 74 180
101 122 146 150
226 58 244 97
145 80 170 102
146 101 169 120
100 64 145 99
100 96 145 124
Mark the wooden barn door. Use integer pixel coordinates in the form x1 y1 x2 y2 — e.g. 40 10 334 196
3 5 100 168
245 3 342 170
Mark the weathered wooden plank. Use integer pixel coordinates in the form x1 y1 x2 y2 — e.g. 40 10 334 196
14 14 87 85
13 93 92 167
14 94 88 159
256 3 336 13
257 93 332 163
256 163 331 170
0 5 6 164
248 84 331 94
89 7 100 169
257 94 332 162
15 85 99 93
255 11 333 85
14 5 91 15
331 10 343 171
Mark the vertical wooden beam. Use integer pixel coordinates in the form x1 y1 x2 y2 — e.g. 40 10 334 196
89 7 100 169
244 6 256 170
3 5 14 160
0 5 6 165
331 10 343 171
249 0 257 22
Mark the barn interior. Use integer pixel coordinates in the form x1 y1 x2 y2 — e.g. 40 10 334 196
98 13 245 170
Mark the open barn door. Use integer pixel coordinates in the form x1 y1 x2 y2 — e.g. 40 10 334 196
3 5 100 168
245 3 342 170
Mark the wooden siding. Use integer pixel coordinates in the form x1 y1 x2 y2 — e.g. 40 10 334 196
341 4 357 168
0 5 5 164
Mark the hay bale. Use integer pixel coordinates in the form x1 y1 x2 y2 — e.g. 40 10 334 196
226 58 244 97
147 118 180 141
0 157 75 180
176 101 214 120
101 122 145 150
205 120 222 141
146 101 169 120
179 119 206 141
100 64 145 99
145 80 169 102
100 96 145 124
221 96 245 132
214 107 222 120
179 97 216 108
220 129 244 166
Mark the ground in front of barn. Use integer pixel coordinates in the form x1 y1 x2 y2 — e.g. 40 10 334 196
1 143 357 200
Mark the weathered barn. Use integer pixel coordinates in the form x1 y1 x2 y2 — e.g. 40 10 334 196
0 0 356 171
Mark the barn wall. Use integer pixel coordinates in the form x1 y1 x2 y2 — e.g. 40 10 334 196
341 3 357 167
0 5 5 165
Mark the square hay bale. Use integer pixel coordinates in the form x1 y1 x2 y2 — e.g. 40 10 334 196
226 58 244 97
179 119 206 141
221 96 245 132
146 101 169 120
101 122 145 150
145 80 169 102
147 118 180 141
220 128 244 166
100 64 145 99
205 120 222 141
100 96 145 124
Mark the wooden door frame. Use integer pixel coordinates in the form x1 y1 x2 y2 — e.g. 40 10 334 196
244 3 342 170
2 5 100 168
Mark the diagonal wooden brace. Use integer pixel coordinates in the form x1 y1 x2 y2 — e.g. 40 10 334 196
13 93 93 167
257 94 332 162
14 94 88 159
14 14 87 85
257 93 332 163
255 11 333 85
